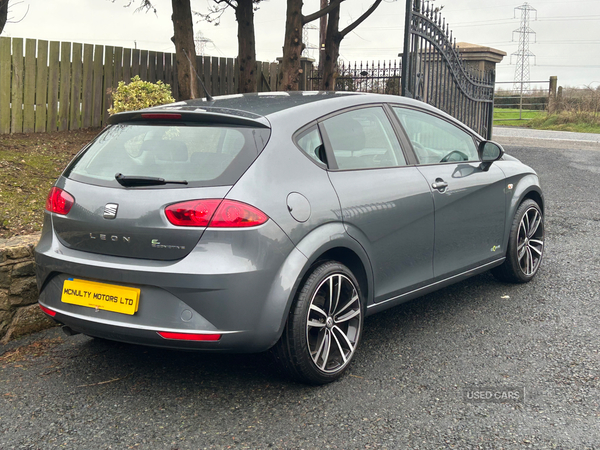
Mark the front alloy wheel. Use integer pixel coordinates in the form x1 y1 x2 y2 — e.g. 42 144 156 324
516 205 544 276
274 261 364 384
492 199 544 283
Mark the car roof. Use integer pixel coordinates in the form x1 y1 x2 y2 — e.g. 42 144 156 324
108 91 478 137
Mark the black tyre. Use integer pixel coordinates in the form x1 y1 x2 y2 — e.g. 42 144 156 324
273 261 364 385
492 199 544 283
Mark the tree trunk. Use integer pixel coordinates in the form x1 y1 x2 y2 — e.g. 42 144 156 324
320 0 382 91
278 0 304 91
235 0 257 93
320 6 341 91
171 0 198 100
0 0 8 35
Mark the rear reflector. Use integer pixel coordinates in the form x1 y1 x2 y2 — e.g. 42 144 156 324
45 187 75 215
39 304 56 317
141 113 182 120
165 199 268 228
157 331 221 341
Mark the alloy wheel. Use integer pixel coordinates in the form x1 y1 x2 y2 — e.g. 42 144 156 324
306 274 362 374
517 206 544 276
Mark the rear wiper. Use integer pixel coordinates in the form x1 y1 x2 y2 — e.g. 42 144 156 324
115 173 188 187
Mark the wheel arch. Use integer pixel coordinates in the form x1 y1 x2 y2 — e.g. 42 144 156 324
521 189 544 214
503 175 544 253
258 222 374 350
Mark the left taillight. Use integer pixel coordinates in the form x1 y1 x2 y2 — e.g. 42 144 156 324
45 187 75 215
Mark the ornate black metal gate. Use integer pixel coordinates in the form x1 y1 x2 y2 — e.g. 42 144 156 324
401 0 495 139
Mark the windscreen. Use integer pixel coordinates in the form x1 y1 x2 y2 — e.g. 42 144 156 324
65 123 271 187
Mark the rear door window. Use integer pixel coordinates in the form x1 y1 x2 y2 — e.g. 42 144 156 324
65 123 270 187
321 107 407 170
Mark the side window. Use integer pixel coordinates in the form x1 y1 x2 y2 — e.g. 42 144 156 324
296 126 327 165
322 107 407 170
392 107 478 164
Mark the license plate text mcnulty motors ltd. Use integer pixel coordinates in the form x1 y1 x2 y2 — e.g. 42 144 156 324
61 279 140 315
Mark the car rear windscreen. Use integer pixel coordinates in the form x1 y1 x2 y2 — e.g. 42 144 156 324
65 123 271 187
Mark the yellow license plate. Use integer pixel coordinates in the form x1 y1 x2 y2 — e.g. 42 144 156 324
61 279 140 315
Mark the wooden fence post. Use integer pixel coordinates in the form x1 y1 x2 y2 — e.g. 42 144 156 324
70 43 83 130
92 45 104 128
548 76 558 114
122 47 131 83
103 46 114 125
0 38 11 134
46 41 60 132
58 41 72 131
226 57 234 95
34 40 49 133
23 39 36 133
81 44 94 129
10 38 24 134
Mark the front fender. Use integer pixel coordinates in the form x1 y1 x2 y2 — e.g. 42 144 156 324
504 173 544 246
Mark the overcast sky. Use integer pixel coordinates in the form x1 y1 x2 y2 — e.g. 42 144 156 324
3 0 600 89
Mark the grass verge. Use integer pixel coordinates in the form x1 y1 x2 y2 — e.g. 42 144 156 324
493 108 545 127
493 108 600 133
0 128 101 239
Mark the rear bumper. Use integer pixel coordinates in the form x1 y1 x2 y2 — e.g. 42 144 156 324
35 219 304 352
39 301 261 351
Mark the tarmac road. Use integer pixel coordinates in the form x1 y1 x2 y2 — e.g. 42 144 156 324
1 127 599 449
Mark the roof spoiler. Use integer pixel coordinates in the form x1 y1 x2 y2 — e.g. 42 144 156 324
107 110 271 128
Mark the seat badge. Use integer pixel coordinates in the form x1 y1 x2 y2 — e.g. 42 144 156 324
103 203 119 219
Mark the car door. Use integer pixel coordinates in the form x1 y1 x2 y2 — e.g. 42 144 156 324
319 106 435 303
392 106 506 279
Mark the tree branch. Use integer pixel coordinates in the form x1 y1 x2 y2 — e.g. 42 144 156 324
215 0 237 9
194 4 229 25
340 0 382 37
116 0 157 14
302 0 344 25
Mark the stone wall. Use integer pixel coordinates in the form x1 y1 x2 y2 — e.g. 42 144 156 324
0 234 56 344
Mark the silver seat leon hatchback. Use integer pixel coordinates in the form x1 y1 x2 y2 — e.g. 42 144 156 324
36 92 544 384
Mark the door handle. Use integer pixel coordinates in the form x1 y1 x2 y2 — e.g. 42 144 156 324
432 178 448 191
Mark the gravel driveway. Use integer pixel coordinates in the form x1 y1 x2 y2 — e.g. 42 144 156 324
1 127 599 449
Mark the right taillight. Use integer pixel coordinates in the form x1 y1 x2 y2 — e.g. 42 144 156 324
45 187 75 215
165 199 268 228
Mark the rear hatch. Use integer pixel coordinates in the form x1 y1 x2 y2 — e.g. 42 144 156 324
52 114 270 261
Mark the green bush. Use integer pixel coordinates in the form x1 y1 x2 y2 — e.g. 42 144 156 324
108 75 175 115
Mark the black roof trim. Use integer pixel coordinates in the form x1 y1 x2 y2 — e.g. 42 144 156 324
107 109 271 128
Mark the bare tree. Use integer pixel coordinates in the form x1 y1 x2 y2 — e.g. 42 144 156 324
0 0 7 35
278 0 344 92
320 0 383 91
197 0 263 93
121 0 199 101
0 0 29 35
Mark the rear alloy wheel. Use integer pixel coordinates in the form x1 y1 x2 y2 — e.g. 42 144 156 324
492 199 544 283
274 261 364 384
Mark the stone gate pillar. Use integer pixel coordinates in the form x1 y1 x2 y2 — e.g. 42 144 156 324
456 42 506 74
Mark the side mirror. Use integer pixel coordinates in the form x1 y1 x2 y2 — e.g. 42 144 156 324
478 141 504 171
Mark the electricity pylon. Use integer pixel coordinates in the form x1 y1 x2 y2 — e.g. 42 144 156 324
511 3 537 94
302 24 319 59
